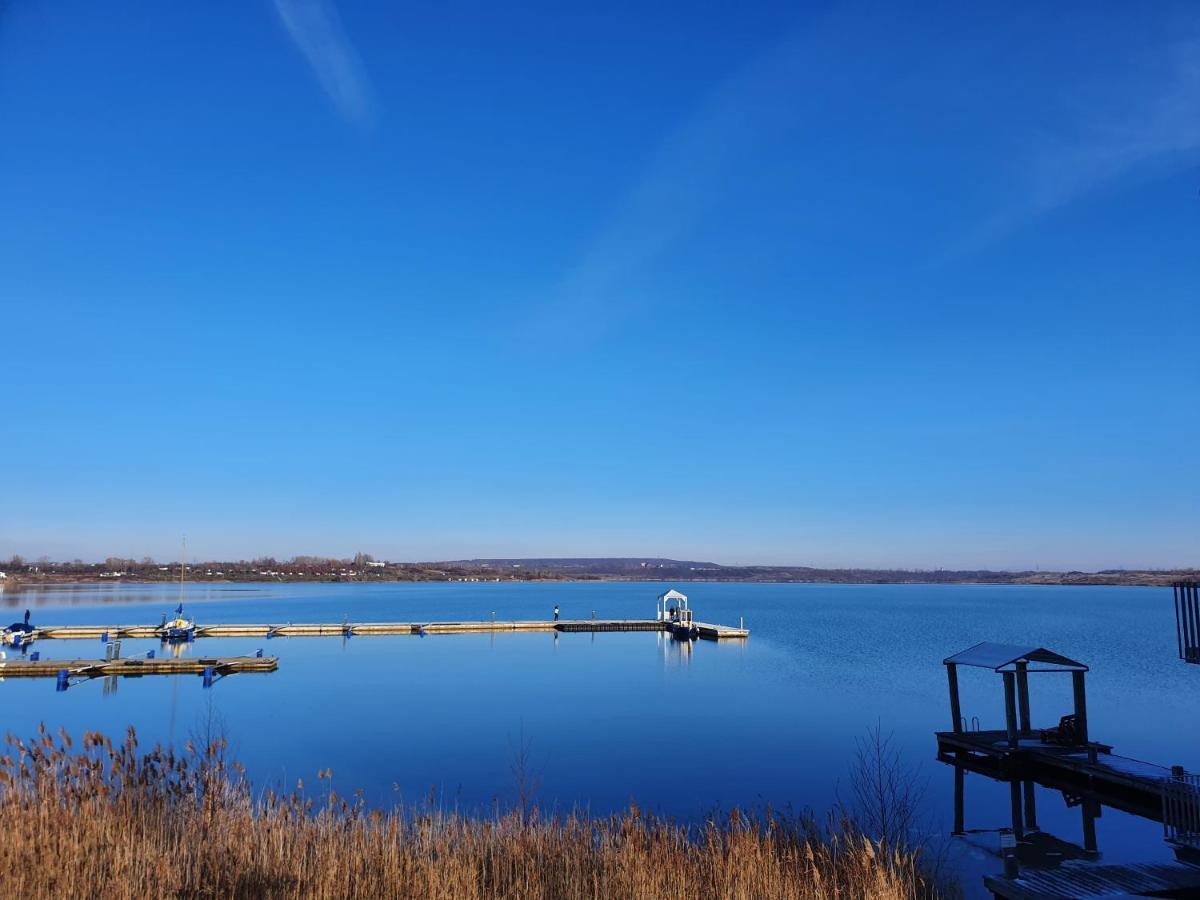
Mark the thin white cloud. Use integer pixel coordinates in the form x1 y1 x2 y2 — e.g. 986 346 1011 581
527 8 880 342
273 0 374 125
956 33 1200 254
531 6 1199 332
1033 39 1200 213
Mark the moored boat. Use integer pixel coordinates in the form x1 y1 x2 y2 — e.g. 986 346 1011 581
161 603 195 643
2 610 35 648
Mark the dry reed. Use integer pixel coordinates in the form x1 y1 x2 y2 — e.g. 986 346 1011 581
0 726 947 899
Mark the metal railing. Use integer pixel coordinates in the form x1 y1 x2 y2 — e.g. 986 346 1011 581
1162 771 1200 846
1173 581 1200 664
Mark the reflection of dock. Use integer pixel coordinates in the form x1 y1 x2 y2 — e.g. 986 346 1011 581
937 641 1200 898
30 619 750 641
944 745 1200 899
0 655 277 678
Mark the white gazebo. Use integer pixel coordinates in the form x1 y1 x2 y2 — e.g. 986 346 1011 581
656 588 692 625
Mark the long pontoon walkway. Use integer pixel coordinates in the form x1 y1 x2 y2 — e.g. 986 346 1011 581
28 619 750 641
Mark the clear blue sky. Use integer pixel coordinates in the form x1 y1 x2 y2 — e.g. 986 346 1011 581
2 1 1197 569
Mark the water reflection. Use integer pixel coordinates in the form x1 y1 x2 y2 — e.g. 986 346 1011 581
0 583 268 609
942 749 1200 899
948 763 1103 865
660 630 693 667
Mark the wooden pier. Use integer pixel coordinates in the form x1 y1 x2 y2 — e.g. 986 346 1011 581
937 643 1195 816
0 655 277 679
26 618 750 641
937 730 1181 817
939 641 1200 898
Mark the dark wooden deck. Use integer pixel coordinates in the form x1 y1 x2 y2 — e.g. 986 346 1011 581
937 729 1187 817
984 859 1200 898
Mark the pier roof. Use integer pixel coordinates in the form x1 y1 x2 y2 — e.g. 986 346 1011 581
944 641 1087 672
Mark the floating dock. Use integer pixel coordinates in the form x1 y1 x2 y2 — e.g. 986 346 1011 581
0 655 277 679
26 619 750 641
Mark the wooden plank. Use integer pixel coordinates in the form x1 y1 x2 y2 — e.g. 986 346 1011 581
984 860 1200 898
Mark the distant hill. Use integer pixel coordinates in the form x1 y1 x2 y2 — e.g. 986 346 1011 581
435 557 723 574
430 558 1197 586
5 555 1194 587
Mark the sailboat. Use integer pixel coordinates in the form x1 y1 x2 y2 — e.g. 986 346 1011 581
161 603 194 643
161 538 195 644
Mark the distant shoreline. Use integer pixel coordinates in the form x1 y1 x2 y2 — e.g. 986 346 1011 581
3 573 1191 589
4 555 1194 589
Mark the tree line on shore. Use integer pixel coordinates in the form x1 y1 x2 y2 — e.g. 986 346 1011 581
3 553 1194 586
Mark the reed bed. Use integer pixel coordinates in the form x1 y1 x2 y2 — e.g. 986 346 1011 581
0 726 944 899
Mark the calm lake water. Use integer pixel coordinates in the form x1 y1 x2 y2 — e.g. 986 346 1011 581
1 581 1194 895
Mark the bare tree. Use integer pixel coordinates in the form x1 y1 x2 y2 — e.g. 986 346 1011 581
843 723 925 852
508 722 543 823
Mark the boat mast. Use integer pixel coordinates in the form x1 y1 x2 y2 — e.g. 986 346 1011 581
179 535 186 608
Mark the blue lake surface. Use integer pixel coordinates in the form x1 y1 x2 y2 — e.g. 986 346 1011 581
1 581 1194 896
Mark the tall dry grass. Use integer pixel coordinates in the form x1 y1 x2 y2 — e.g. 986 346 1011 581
0 726 946 899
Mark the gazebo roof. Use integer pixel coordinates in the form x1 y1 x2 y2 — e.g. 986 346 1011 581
944 641 1087 673
657 588 687 602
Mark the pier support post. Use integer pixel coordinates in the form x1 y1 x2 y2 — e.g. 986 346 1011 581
1176 583 1186 661
953 766 965 835
1003 671 1018 750
1081 799 1099 855
1022 781 1038 831
1008 780 1024 839
1071 670 1089 745
1015 661 1031 734
1001 830 1019 878
947 663 962 732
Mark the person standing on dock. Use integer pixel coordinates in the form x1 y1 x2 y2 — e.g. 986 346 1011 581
553 605 559 622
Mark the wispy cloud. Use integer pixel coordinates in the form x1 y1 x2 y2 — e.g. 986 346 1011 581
955 32 1200 255
531 6 1200 335
1030 39 1200 214
273 0 374 125
526 9 881 343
